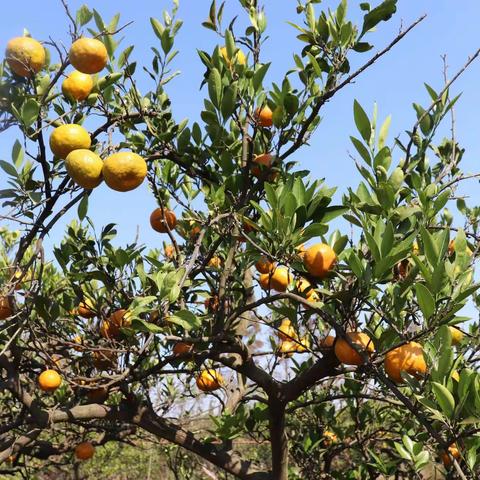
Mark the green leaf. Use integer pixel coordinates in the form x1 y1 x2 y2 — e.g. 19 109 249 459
150 17 165 40
353 100 371 143
252 63 270 91
431 382 455 418
208 68 222 108
168 310 200 331
76 5 93 26
415 284 435 320
21 99 40 128
12 140 24 168
378 114 391 149
131 318 163 334
77 194 89 220
361 0 397 36
0 160 18 178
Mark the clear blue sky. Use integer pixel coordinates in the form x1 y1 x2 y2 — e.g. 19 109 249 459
1 0 480 254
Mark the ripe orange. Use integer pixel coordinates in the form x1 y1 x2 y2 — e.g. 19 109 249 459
74 441 95 460
38 370 62 392
150 208 177 233
449 326 464 345
205 295 220 313
304 243 337 278
255 256 276 274
77 299 96 318
173 342 193 356
208 256 222 268
255 106 273 127
196 369 223 392
278 340 297 357
86 387 108 403
69 38 108 74
323 430 338 446
50 124 91 159
277 319 297 341
384 342 426 383
251 153 274 178
321 335 335 348
441 443 460 467
259 267 291 292
62 70 93 101
164 244 175 258
334 332 374 366
65 149 103 189
102 152 147 192
0 297 12 320
100 309 132 339
219 46 246 66
5 37 45 77
190 225 202 239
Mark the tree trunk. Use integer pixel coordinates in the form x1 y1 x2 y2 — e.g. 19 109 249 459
268 400 288 480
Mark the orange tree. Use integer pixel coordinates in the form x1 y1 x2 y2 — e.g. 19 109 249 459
1 0 480 479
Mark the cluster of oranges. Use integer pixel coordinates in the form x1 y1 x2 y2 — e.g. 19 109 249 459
5 36 147 193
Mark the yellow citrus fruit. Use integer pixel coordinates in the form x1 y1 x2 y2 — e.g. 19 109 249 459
0 297 12 320
304 243 337 278
75 442 95 460
384 342 426 384
62 70 93 101
102 152 147 192
38 369 62 392
50 124 91 159
100 309 132 339
259 267 291 292
334 332 374 366
449 326 464 345
323 430 338 446
208 256 222 268
150 208 177 233
278 340 297 357
296 335 311 353
255 256 276 274
5 37 45 77
76 299 96 318
220 46 246 66
196 369 223 392
164 244 175 258
65 149 103 189
452 370 460 382
277 319 297 341
69 38 108 74
255 106 273 127
442 443 460 467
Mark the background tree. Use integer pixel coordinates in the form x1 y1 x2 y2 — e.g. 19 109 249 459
1 1 480 479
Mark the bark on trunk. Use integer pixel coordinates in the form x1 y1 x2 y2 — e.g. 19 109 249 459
268 400 288 480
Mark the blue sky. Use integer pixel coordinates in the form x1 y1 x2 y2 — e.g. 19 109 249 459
1 0 480 254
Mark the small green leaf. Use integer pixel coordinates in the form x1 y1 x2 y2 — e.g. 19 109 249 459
415 284 435 320
131 318 163 334
168 310 200 331
431 382 455 418
208 68 222 108
77 194 89 220
76 5 93 26
353 100 371 143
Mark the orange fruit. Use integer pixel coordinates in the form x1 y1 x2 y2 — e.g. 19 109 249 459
92 349 117 370
190 225 201 238
65 149 103 189
384 342 426 383
321 335 335 348
100 309 132 339
173 342 193 356
208 256 222 268
259 267 291 292
449 326 464 345
251 153 274 178
77 299 96 318
448 239 473 256
74 441 95 460
219 46 246 66
50 124 91 159
0 297 12 320
38 369 62 392
296 335 311 353
442 443 460 467
255 106 273 127
196 369 223 392
150 208 177 233
5 37 45 77
69 38 108 74
62 70 93 101
164 244 175 258
277 319 297 341
334 332 374 366
255 256 276 274
205 295 220 313
86 387 108 404
323 430 338 447
102 152 147 192
304 243 337 278
278 340 297 357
